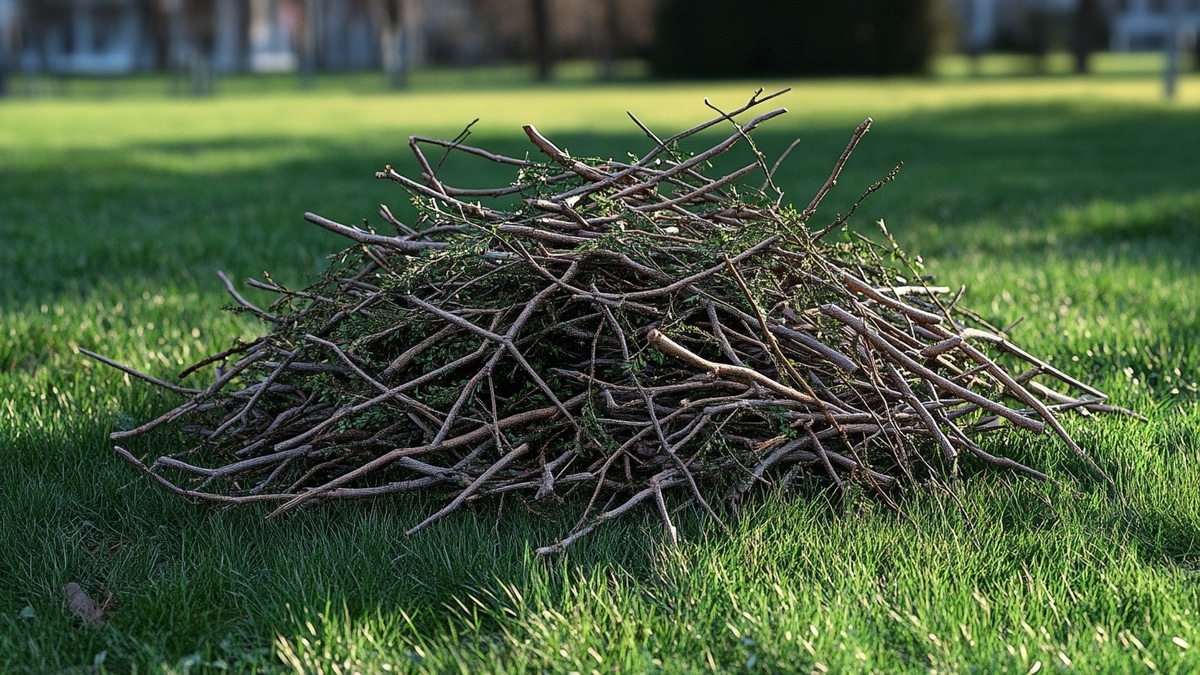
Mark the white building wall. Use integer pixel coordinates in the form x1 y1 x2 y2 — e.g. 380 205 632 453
1112 0 1200 50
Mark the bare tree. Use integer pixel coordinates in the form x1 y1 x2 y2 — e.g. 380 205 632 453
368 0 409 88
0 0 14 96
1072 0 1098 74
530 0 551 80
182 0 216 94
299 0 320 87
1164 0 1186 98
599 0 619 80
132 0 170 72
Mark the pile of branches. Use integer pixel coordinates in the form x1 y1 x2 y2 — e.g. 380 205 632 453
88 90 1122 554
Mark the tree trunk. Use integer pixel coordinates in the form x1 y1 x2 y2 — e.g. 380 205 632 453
369 0 407 88
184 0 216 95
134 0 170 72
1072 0 1098 74
600 0 619 80
531 0 552 81
300 0 320 87
0 4 11 97
1164 0 1186 97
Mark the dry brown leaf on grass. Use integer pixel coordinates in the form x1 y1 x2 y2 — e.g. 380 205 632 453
63 582 110 628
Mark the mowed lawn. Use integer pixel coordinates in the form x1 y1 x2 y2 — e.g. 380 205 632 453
1 65 1199 672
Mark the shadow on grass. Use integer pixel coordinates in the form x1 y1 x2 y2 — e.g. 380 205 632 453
0 395 679 670
4 388 1198 670
3 99 1198 305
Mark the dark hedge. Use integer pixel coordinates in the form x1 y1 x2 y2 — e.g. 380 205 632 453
650 0 948 78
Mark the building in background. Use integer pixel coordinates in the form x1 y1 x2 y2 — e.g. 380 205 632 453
4 0 373 75
12 0 149 75
0 0 656 78
0 0 1193 80
955 0 1196 53
1111 0 1200 50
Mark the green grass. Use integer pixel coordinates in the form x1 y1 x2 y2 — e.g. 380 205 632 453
1 59 1199 672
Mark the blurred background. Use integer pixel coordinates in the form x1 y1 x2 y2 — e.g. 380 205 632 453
0 0 1196 96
